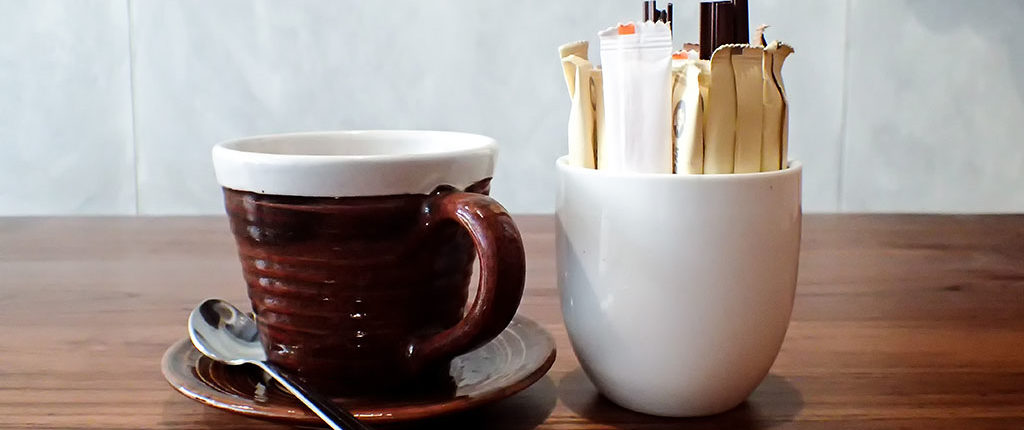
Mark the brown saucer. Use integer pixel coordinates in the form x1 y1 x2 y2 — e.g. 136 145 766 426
162 315 555 424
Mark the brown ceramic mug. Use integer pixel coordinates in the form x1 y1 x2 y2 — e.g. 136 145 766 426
211 131 526 395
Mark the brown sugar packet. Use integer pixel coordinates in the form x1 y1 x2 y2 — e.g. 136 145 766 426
558 41 599 169
591 67 604 168
671 59 708 174
703 45 739 174
559 40 589 89
732 46 765 173
763 41 793 170
754 24 769 47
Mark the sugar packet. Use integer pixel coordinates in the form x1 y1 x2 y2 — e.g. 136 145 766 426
732 46 765 173
598 22 673 173
559 41 599 169
763 41 794 171
671 57 708 174
703 45 739 174
704 42 793 173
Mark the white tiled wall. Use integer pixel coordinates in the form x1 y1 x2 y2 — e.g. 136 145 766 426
3 0 1023 215
0 1 135 215
843 0 1024 212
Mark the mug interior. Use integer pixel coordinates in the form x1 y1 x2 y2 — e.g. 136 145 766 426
220 130 495 158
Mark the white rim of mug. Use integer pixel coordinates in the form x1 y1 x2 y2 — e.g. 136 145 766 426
212 130 498 197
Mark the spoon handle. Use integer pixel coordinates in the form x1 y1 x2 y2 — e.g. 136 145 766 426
259 362 373 430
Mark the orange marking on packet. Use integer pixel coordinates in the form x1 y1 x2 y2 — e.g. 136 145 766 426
673 51 688 60
618 23 636 35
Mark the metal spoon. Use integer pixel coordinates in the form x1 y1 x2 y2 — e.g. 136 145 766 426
188 298 372 430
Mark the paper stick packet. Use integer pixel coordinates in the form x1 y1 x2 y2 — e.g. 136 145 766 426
558 41 598 169
760 42 782 170
765 41 794 170
598 22 673 173
591 67 604 168
703 45 739 174
559 40 588 87
697 59 711 120
754 24 769 47
732 46 765 173
562 55 599 169
671 59 708 174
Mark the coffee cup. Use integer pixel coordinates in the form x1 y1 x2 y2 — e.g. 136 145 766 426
212 130 526 395
555 157 802 416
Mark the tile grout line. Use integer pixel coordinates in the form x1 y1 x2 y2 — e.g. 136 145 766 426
125 0 141 215
835 0 853 212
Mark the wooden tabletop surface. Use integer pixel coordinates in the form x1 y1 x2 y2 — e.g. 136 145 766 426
2 215 1023 429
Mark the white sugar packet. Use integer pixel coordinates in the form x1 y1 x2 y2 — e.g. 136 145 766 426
598 22 673 173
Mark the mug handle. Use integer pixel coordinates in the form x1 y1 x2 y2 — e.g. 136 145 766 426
408 191 526 369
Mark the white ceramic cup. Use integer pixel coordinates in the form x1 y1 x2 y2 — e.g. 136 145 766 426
555 157 802 417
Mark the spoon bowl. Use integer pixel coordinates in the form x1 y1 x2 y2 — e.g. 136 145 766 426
188 298 266 365
187 298 372 430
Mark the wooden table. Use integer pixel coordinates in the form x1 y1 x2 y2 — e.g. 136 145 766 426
2 215 1023 429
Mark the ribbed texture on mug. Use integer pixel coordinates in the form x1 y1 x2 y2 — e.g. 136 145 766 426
223 187 480 392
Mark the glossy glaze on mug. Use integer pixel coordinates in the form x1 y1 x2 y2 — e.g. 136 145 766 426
223 180 490 393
